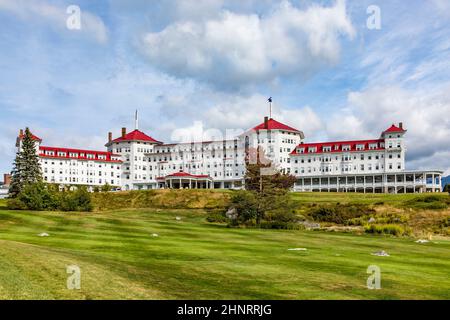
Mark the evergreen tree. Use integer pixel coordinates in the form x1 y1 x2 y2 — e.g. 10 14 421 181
241 146 296 224
9 128 42 198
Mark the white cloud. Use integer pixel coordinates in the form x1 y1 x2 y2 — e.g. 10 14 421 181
0 0 108 43
327 85 450 174
140 0 354 89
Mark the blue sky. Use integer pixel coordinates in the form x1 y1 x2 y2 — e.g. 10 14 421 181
1 0 450 176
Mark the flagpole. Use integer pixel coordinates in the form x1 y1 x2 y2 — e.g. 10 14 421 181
268 97 272 119
135 110 139 130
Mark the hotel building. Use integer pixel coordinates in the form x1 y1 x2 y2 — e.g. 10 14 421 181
16 116 443 193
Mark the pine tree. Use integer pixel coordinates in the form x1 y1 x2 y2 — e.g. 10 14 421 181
243 146 296 224
9 128 42 198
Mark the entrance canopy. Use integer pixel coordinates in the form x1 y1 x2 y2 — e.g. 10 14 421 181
157 171 213 189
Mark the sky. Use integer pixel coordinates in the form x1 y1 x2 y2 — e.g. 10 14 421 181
0 0 449 177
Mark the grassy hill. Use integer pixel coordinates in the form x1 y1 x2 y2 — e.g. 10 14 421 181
0 193 450 299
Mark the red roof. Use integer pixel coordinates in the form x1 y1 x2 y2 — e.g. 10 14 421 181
39 146 122 163
111 129 161 144
383 124 406 134
290 139 385 155
164 171 210 179
252 118 300 132
19 132 42 142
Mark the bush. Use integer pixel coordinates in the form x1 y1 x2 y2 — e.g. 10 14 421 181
12 182 59 211
348 212 409 226
405 195 449 210
7 183 92 212
309 204 375 224
440 216 450 228
206 214 229 223
259 221 303 230
228 190 258 225
101 183 112 192
364 224 411 236
59 187 93 212
206 210 229 223
6 198 28 210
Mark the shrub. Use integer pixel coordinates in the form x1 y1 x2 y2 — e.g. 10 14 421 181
405 195 449 210
12 182 59 211
7 183 92 212
348 212 409 226
59 187 93 212
206 212 230 223
364 224 411 236
6 198 28 210
265 210 299 223
228 190 258 225
440 216 450 228
309 204 375 224
101 183 112 192
259 221 303 230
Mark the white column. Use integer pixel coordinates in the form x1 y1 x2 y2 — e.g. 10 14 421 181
404 173 407 194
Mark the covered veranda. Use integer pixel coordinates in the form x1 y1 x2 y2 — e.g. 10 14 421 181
157 171 213 189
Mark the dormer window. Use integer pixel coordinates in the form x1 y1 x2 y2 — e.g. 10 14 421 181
308 147 317 153
356 144 364 151
342 145 351 151
297 148 305 154
323 146 331 152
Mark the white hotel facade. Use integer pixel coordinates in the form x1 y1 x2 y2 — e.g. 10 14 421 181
17 115 443 193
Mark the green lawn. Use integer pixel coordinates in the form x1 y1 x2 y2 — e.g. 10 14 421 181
290 191 449 206
0 205 449 299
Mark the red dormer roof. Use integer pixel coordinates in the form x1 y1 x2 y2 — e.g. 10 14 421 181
39 146 122 163
290 139 385 155
252 118 300 133
383 124 406 134
111 129 162 144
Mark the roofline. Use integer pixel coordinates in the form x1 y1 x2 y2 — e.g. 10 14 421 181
40 145 119 156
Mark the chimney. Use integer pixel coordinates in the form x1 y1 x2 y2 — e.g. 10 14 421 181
264 116 269 129
121 127 126 138
19 129 23 137
399 122 403 129
108 132 112 143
